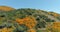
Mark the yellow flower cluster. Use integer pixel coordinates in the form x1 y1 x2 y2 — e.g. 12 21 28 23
0 26 15 32
27 29 36 32
46 22 60 32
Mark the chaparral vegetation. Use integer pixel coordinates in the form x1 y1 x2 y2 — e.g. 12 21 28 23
0 6 60 32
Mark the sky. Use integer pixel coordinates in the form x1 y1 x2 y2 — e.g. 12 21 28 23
0 0 60 13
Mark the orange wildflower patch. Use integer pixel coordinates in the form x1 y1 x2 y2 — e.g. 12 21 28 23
0 6 15 11
16 16 37 29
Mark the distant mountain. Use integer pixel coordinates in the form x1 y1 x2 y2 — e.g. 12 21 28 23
0 6 60 32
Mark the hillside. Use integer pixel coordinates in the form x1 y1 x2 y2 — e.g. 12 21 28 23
0 6 60 32
0 6 15 11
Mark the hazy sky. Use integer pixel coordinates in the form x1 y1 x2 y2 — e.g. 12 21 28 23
0 0 60 13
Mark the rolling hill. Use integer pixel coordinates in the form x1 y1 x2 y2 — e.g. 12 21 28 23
0 6 60 32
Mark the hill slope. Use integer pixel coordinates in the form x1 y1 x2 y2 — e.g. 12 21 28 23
0 6 15 11
0 6 60 32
